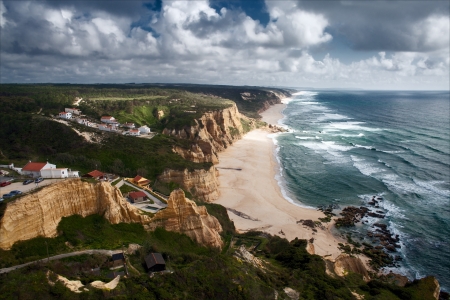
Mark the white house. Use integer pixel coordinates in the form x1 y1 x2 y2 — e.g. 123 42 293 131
40 168 69 179
123 122 135 129
128 129 140 136
138 125 151 134
22 161 56 178
65 108 82 115
99 124 118 132
101 116 118 124
76 118 94 127
59 112 72 119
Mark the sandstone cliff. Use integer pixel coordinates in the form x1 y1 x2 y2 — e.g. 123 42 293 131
152 189 223 249
163 103 244 164
333 254 370 281
0 179 151 250
157 166 220 202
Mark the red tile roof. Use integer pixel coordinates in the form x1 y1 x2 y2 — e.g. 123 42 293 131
85 170 104 178
22 162 47 171
133 175 143 182
129 191 147 199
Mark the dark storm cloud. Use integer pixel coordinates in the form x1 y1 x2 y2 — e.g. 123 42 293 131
296 0 450 52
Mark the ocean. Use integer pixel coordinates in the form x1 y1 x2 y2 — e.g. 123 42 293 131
274 90 450 291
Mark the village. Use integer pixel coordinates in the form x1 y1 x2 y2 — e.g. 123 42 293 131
58 107 153 137
0 156 173 285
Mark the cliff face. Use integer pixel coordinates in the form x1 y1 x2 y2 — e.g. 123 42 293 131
333 254 370 281
163 104 244 164
152 189 223 249
157 166 220 202
0 179 151 250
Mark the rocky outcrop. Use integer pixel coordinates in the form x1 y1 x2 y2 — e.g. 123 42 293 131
163 104 244 164
0 179 151 250
157 166 220 202
234 245 265 270
334 254 370 281
152 189 223 249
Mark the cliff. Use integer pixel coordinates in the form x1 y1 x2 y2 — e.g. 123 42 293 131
152 189 223 249
163 103 244 164
0 179 151 250
0 180 224 250
333 254 370 281
157 166 220 202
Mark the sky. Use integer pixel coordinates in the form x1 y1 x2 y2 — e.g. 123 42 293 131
0 0 449 90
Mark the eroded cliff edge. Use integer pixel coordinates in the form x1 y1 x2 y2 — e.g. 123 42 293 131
0 179 151 249
0 180 223 250
163 103 245 165
150 189 223 249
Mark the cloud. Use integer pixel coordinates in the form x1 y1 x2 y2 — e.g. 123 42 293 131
0 0 448 90
296 0 450 53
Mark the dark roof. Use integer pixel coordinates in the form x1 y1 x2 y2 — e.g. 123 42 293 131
145 253 165 269
84 170 104 178
111 253 125 261
129 191 147 199
22 162 47 171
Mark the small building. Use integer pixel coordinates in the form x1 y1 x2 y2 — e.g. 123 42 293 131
133 175 151 186
68 170 80 177
76 118 94 127
59 112 72 119
40 168 69 179
111 253 125 268
128 129 140 136
145 253 166 272
83 170 105 180
138 125 151 134
101 116 118 124
123 122 135 129
65 108 82 115
128 191 147 203
22 161 56 178
98 124 118 132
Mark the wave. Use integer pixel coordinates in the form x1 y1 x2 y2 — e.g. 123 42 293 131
325 121 382 132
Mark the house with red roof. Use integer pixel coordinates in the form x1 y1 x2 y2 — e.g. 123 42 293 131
100 116 118 124
128 129 140 136
83 170 105 180
128 191 147 203
65 108 82 115
58 112 72 119
22 161 56 178
133 175 151 186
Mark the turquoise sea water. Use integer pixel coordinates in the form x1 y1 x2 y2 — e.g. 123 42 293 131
274 90 450 291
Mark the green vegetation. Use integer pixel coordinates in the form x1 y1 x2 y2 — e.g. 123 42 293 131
0 211 440 299
0 214 146 268
119 184 138 194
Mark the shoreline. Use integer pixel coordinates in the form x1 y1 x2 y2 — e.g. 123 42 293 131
214 102 345 261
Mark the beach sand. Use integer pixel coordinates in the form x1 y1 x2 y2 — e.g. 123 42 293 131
214 103 344 260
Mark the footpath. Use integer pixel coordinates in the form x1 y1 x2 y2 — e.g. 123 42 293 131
0 249 122 274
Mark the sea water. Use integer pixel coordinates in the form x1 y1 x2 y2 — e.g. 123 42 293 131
274 90 450 291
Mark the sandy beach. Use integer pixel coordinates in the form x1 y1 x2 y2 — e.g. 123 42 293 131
214 103 344 260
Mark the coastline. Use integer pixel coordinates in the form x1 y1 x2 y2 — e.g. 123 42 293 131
214 103 344 260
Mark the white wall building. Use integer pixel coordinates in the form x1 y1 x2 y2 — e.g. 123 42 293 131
138 125 151 134
59 112 72 119
99 124 118 132
22 162 56 178
65 108 82 115
128 129 140 136
100 116 118 124
40 168 69 179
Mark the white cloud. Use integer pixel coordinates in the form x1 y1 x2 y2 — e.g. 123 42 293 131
0 0 448 90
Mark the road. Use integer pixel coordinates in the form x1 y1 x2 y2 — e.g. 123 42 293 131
0 249 122 274
0 178 63 197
